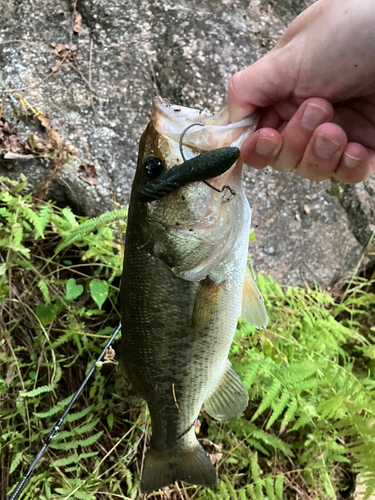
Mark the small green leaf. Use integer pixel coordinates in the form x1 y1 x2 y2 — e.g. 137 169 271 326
66 278 84 300
107 413 114 430
35 301 65 326
28 134 36 150
89 280 109 309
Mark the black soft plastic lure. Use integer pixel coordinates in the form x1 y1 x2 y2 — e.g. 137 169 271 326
137 147 240 203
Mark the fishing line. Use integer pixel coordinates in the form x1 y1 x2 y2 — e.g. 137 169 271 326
179 123 236 200
7 323 122 500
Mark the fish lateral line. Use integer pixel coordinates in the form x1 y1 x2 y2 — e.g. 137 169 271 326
137 146 240 203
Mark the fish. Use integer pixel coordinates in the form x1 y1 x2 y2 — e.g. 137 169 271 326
118 96 268 493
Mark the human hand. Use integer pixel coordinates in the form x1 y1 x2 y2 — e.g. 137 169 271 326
228 0 375 184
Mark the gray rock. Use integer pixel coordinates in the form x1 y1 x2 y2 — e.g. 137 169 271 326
0 0 371 285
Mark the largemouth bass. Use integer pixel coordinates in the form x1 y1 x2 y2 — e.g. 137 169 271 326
119 97 267 493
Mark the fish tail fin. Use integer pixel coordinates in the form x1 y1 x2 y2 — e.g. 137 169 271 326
140 443 217 493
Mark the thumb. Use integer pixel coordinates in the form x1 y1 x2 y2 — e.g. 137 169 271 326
227 50 295 123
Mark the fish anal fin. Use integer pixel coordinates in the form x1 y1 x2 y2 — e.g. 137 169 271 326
241 273 268 328
141 443 216 493
204 360 248 421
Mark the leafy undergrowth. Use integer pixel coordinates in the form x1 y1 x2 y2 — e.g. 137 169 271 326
1 176 375 500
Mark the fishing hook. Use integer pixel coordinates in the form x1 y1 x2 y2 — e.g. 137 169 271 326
179 123 236 202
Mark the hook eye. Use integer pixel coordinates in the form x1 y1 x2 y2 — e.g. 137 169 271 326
179 123 236 201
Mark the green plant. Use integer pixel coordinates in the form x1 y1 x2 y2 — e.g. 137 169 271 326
1 174 375 500
208 275 375 499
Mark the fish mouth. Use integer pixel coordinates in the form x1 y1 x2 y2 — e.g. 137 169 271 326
152 97 259 156
137 147 240 203
138 97 258 233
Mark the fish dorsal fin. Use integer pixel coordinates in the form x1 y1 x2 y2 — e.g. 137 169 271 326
204 361 248 421
241 273 268 329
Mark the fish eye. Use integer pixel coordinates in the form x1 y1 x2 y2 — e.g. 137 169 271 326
144 156 164 180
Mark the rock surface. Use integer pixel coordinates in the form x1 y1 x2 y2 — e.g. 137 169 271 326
0 0 372 285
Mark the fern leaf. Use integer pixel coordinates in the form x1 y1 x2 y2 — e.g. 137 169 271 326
9 451 23 474
54 418 100 441
19 205 44 238
61 207 77 229
240 360 260 390
37 280 50 303
246 437 269 456
267 388 290 429
238 489 247 500
55 209 127 253
252 378 282 421
319 394 346 420
45 330 75 351
39 203 53 234
34 395 74 418
280 396 298 432
252 428 293 455
50 430 104 450
284 361 318 386
250 453 260 481
19 384 54 398
264 476 276 500
245 484 256 500
275 475 283 500
290 412 311 431
49 451 98 468
254 479 263 500
219 477 234 500
65 405 95 423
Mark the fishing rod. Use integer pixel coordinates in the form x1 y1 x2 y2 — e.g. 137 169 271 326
7 323 122 500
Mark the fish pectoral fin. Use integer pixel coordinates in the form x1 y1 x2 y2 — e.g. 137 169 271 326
141 443 216 493
192 276 226 329
241 273 268 328
204 360 248 421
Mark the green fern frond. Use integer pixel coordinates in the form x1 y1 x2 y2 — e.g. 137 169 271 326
37 279 50 303
19 384 54 398
279 396 298 432
55 208 127 253
250 452 260 481
61 206 77 229
267 388 290 429
34 395 74 418
38 203 53 234
252 378 282 421
64 405 95 423
264 476 276 500
50 430 104 450
54 418 100 440
251 427 293 455
274 475 283 500
19 205 44 238
9 451 23 474
49 451 98 468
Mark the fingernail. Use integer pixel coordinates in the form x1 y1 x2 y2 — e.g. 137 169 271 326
301 103 330 131
315 134 340 159
343 153 360 168
255 136 278 156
